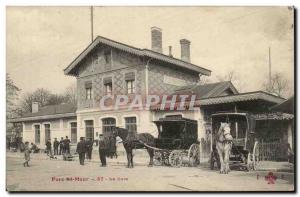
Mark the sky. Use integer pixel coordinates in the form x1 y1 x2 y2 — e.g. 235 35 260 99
6 6 294 97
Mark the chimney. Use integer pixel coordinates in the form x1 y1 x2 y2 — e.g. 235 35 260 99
151 27 162 53
168 46 173 57
180 39 191 62
32 102 39 113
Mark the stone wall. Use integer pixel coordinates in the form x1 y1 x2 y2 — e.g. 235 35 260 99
22 117 77 147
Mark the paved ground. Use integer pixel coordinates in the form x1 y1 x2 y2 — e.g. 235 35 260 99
6 151 294 192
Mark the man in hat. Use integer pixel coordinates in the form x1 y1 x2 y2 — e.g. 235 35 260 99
59 137 64 155
45 139 52 156
85 138 93 160
76 137 86 165
64 136 71 154
98 134 107 167
53 138 59 155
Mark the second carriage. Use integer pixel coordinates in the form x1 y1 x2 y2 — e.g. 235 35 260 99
210 112 260 171
152 116 200 167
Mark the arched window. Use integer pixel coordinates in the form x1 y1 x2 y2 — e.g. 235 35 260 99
102 118 116 137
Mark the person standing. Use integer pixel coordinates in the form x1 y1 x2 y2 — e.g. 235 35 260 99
53 138 59 155
86 139 93 160
108 136 117 159
23 142 31 167
98 134 107 167
76 137 86 165
64 136 71 154
46 139 52 156
59 137 64 155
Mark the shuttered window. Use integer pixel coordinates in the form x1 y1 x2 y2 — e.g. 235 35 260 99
70 122 77 143
35 125 40 144
44 124 51 143
85 120 94 142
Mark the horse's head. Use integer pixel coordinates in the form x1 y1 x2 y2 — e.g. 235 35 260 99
112 126 119 138
217 122 233 142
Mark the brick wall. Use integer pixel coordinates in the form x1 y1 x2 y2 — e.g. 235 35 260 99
77 46 145 110
76 44 199 110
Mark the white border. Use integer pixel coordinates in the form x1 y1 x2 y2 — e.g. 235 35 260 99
2 1 298 196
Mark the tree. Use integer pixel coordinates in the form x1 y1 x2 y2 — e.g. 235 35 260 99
63 83 77 105
19 88 52 113
198 75 212 85
6 74 21 139
217 70 244 92
6 73 21 119
262 72 290 98
19 84 77 114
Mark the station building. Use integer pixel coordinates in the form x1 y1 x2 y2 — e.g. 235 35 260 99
10 27 293 156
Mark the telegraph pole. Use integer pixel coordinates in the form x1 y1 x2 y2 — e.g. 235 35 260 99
91 6 94 42
268 47 272 90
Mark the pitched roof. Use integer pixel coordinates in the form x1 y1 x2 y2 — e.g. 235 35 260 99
197 91 285 106
64 36 211 76
174 81 238 99
9 103 77 123
271 96 294 114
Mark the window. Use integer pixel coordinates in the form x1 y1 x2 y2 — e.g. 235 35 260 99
86 87 92 100
105 83 112 95
85 81 92 100
102 118 116 137
103 77 113 95
85 120 94 142
44 124 51 143
125 117 137 134
70 122 77 143
126 80 135 94
34 125 40 144
125 72 135 94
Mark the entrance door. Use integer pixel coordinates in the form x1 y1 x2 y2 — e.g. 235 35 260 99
44 124 51 143
85 120 94 142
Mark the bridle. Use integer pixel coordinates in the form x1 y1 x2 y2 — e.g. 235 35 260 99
217 124 233 143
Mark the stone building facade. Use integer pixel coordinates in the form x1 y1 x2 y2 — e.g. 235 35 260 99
9 27 291 153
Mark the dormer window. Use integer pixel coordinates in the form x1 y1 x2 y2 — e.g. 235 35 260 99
103 77 113 95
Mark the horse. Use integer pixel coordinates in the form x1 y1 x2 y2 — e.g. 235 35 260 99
215 122 233 174
112 127 156 168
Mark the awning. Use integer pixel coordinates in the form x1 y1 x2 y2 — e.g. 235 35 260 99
254 112 294 120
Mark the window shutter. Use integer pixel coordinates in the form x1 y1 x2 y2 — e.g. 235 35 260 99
125 72 135 81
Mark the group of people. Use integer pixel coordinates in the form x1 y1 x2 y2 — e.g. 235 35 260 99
77 134 116 167
21 134 117 167
45 136 71 156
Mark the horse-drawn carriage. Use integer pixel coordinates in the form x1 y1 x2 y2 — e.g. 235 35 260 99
210 112 260 172
152 116 200 167
112 116 200 168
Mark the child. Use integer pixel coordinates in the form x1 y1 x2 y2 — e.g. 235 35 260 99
23 141 31 167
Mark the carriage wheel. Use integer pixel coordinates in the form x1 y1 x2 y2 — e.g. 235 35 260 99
188 143 200 167
252 141 260 170
246 153 253 171
168 150 182 167
153 151 163 166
